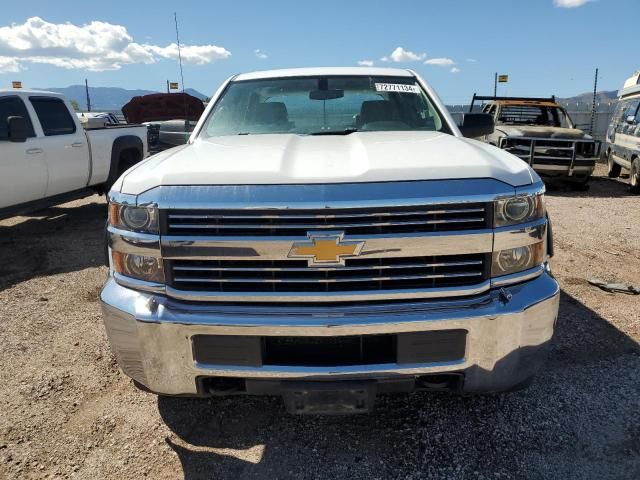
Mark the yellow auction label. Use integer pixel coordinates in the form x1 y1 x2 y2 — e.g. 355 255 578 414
498 75 509 83
12 81 22 88
169 82 179 90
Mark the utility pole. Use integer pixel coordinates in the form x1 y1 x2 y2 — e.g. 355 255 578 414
85 78 91 112
166 80 170 93
494 72 497 98
589 68 598 136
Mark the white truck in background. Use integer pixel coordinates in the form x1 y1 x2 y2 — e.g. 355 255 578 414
0 89 148 219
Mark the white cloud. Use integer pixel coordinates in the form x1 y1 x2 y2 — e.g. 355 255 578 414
465 58 477 63
254 49 268 59
357 59 374 67
0 56 22 73
553 0 590 7
450 67 460 73
381 47 426 63
145 43 230 65
0 17 231 72
424 57 455 66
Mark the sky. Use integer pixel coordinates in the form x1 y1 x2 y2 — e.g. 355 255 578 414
0 0 638 104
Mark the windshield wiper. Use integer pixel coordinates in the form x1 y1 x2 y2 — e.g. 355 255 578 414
309 128 359 136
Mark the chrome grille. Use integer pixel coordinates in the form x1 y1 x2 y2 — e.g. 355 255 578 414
167 254 489 293
163 203 490 237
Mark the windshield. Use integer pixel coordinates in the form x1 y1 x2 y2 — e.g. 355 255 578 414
497 104 574 128
200 76 448 137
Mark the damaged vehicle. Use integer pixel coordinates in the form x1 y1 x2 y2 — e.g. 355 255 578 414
603 71 640 192
101 67 559 414
470 95 600 188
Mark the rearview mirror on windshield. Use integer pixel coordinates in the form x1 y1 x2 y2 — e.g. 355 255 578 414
309 89 344 101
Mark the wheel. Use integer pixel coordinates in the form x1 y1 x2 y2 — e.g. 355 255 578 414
607 150 621 178
630 158 640 194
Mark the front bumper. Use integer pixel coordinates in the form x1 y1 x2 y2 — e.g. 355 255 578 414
499 136 600 180
100 271 560 396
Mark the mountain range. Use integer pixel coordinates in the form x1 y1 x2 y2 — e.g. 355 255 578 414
38 85 208 111
39 85 619 113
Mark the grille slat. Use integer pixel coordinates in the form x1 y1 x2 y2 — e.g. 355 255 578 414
173 272 483 284
172 260 483 272
168 217 486 231
164 203 490 237
167 254 489 293
168 208 485 220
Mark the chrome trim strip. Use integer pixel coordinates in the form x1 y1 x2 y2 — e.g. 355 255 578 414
113 273 166 294
136 179 517 209
493 219 546 251
107 191 137 205
164 280 491 303
161 230 494 260
491 264 545 287
107 226 161 256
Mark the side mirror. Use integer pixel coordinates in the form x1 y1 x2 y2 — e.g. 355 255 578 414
8 116 28 143
626 115 636 124
458 113 494 138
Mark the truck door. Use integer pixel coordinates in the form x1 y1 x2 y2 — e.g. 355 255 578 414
28 96 90 197
0 95 48 209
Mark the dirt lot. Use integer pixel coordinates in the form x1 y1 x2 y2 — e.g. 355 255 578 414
1 165 639 480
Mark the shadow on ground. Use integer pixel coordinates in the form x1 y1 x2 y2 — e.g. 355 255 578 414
0 201 107 291
546 174 635 198
157 291 640 480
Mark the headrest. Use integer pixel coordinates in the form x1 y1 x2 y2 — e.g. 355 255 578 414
252 102 288 124
360 100 393 124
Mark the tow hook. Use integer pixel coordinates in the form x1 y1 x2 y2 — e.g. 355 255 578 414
499 288 513 304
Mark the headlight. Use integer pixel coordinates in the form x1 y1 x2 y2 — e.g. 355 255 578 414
494 194 545 227
112 252 164 283
492 242 545 277
108 203 158 233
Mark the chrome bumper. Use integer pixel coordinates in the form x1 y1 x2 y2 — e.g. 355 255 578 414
100 271 560 396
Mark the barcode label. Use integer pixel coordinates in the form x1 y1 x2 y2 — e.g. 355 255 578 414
375 83 419 94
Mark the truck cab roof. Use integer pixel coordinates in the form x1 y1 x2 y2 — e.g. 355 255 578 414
233 67 415 81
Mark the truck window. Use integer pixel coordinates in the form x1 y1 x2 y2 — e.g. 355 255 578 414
29 97 77 136
497 104 573 128
0 96 36 140
622 99 640 120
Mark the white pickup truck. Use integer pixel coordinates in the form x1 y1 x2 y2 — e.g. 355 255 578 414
0 89 148 219
101 67 559 414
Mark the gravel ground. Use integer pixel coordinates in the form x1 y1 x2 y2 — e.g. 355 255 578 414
0 164 639 479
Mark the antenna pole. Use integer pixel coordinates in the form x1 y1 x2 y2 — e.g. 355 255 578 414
174 12 189 132
85 78 91 112
590 67 598 136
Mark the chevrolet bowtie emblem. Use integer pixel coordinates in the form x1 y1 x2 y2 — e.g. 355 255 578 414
288 232 365 266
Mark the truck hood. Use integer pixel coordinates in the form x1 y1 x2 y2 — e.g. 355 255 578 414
496 125 590 140
120 131 533 195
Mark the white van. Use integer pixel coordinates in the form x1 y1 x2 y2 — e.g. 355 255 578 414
604 71 640 192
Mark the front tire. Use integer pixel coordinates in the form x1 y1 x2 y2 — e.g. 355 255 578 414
630 158 640 194
607 150 621 178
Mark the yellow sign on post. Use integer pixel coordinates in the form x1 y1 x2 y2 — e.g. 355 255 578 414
498 75 509 83
169 82 179 90
12 81 22 89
